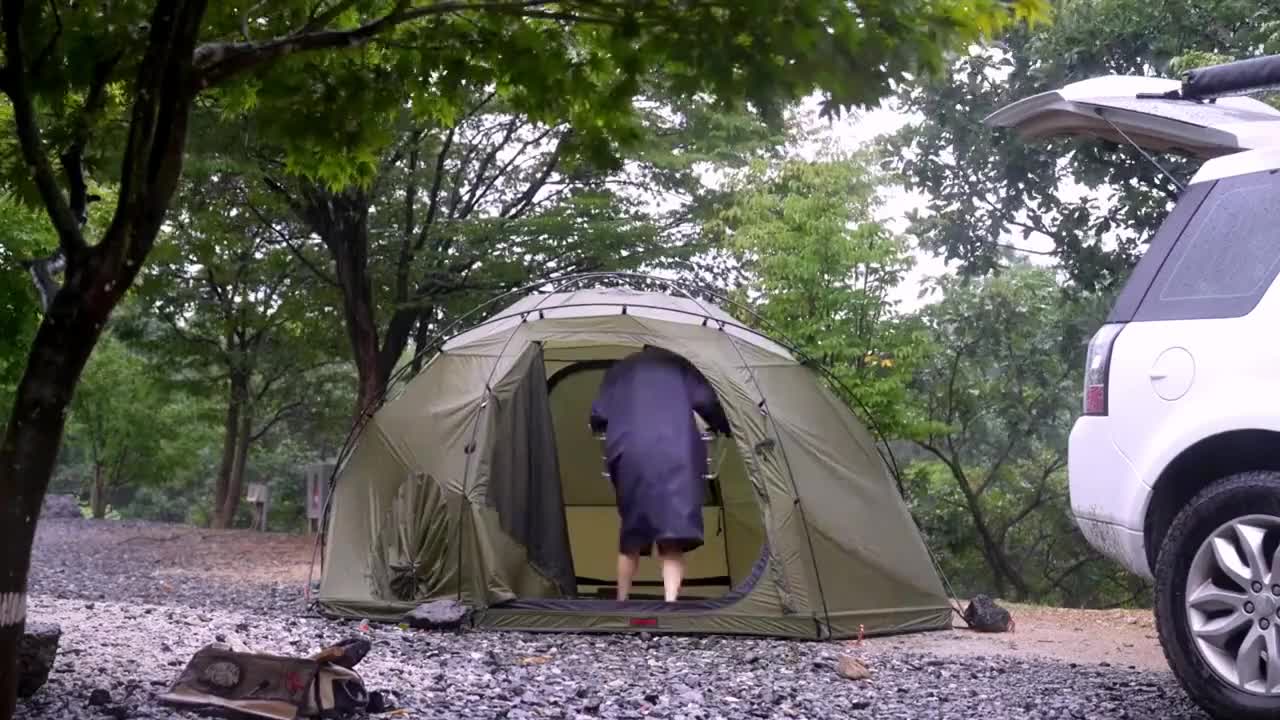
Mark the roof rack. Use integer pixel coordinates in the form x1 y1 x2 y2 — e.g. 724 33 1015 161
1180 55 1280 101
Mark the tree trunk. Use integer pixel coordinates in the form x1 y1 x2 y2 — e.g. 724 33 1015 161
90 463 107 519
212 373 251 529
211 377 244 527
921 445 1032 600
217 410 252 529
954 473 1031 599
1 0 234 713
297 186 392 419
0 253 122 718
410 310 434 375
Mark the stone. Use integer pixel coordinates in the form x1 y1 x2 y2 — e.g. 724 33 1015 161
403 600 470 630
17 622 61 698
41 494 81 519
88 688 112 706
963 595 1013 633
836 655 871 681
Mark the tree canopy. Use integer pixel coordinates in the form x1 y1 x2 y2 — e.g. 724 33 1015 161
0 2 1048 714
716 153 926 448
888 0 1280 291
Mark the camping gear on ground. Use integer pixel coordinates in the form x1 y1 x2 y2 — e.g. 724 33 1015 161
313 276 951 639
158 639 371 719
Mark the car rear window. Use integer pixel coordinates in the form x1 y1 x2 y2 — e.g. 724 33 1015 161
1128 169 1280 322
1105 181 1209 323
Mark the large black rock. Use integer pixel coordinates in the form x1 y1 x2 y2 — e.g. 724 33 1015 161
963 595 1012 633
403 600 470 630
18 622 61 698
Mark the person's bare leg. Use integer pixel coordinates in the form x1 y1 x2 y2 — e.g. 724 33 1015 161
616 552 640 601
658 545 686 602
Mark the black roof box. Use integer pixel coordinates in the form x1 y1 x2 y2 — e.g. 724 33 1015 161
1182 55 1280 100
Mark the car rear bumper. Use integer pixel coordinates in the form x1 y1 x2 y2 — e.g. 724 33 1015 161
1069 417 1154 580
1073 517 1152 581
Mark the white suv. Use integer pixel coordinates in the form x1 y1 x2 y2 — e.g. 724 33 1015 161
987 58 1280 719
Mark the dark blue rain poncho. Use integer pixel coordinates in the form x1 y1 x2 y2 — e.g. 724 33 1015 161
589 346 732 555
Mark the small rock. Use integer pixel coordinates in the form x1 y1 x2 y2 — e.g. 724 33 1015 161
403 599 470 630
679 689 705 706
963 595 1013 633
88 687 112 706
836 655 871 681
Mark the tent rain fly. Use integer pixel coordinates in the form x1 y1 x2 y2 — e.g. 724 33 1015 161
312 274 951 639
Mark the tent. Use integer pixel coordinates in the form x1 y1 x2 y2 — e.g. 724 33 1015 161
315 277 951 639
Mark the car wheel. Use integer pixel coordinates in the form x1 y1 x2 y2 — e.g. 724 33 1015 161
1155 471 1280 719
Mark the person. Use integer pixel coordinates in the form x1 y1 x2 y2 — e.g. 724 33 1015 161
589 345 732 602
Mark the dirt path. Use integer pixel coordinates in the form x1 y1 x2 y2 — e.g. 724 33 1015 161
868 602 1168 672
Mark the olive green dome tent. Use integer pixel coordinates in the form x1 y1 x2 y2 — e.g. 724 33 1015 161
314 275 951 639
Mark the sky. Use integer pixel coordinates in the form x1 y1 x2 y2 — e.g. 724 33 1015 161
791 97 954 312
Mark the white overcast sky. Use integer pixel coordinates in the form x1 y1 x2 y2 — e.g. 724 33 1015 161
790 96 952 312
791 89 1075 312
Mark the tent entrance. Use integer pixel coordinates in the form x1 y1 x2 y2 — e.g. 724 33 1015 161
503 342 766 603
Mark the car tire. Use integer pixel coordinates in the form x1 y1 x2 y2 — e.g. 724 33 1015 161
1155 471 1280 719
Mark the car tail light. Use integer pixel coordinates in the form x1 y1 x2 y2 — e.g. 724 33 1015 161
1083 324 1123 416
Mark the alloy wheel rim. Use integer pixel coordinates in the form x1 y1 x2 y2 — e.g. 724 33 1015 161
1186 514 1280 696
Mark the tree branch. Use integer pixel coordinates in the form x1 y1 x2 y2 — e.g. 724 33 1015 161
2 0 87 257
251 401 303 442
1046 555 1095 591
158 311 229 360
395 136 424 304
459 117 525 217
247 193 341 287
31 0 61 79
977 432 1021 497
193 0 559 89
468 124 558 216
501 131 570 219
417 124 456 251
253 364 295 406
60 52 122 226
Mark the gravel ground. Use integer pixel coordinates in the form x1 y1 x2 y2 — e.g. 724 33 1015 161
18 519 1209 720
